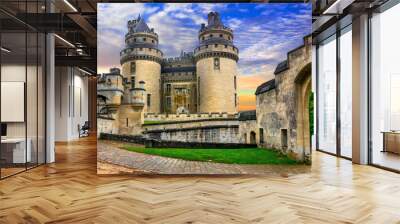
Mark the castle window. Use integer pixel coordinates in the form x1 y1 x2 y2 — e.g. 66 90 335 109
134 38 136 42
214 58 220 70
147 94 151 107
259 128 264 144
166 84 171 94
130 62 136 74
149 48 152 51
234 76 237 89
210 34 213 38
202 37 205 41
131 76 135 88
205 45 208 48
140 48 143 51
228 36 231 40
143 38 147 41
152 40 154 43
234 93 237 107
166 97 171 110
107 78 112 86
215 44 218 48
220 34 223 38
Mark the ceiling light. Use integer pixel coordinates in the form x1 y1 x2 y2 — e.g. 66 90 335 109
323 0 355 15
1 47 11 53
63 0 78 12
78 67 92 76
54 34 75 48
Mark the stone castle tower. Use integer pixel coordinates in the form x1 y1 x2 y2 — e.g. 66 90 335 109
194 12 239 113
120 15 163 113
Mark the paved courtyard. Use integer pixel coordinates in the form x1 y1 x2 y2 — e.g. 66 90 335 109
97 140 310 175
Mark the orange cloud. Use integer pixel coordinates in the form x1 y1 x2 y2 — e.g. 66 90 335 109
238 94 256 111
238 74 268 91
237 72 274 111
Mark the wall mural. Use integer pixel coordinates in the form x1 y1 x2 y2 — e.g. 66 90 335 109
97 3 312 175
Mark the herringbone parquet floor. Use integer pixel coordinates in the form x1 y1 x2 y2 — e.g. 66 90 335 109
1 136 400 224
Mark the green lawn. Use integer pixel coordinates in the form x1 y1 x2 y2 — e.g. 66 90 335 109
122 146 299 165
143 120 166 125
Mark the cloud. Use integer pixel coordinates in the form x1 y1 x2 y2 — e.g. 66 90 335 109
228 18 242 30
97 3 312 109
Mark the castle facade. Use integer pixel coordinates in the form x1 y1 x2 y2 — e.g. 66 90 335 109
98 12 239 115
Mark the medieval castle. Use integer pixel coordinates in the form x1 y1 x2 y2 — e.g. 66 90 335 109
97 11 312 162
98 12 238 115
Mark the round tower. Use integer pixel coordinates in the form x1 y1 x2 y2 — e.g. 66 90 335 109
120 15 163 113
194 12 239 113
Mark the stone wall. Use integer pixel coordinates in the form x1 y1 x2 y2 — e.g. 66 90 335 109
144 112 238 122
145 139 256 149
255 35 312 162
97 117 119 137
117 104 144 135
238 120 258 144
143 118 239 131
256 87 282 149
144 126 239 144
197 57 237 113
121 60 161 113
143 119 240 143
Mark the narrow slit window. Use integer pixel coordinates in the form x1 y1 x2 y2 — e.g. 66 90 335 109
147 94 151 107
214 57 220 70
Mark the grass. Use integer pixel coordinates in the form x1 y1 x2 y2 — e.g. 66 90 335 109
143 120 168 125
122 146 299 165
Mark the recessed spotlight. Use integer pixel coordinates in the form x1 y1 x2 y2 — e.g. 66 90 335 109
78 67 92 76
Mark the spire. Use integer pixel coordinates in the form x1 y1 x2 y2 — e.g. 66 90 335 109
133 16 151 32
138 14 141 20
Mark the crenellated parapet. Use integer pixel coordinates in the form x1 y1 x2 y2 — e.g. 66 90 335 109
162 51 195 67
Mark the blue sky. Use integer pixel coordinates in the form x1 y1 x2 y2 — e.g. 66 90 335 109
98 3 311 110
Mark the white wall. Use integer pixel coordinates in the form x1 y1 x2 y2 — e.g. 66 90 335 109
55 66 89 141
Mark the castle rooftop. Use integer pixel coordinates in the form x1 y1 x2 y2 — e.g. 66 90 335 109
200 12 232 33
128 15 153 33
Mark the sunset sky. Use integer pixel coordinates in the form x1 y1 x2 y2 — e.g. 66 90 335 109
98 3 311 111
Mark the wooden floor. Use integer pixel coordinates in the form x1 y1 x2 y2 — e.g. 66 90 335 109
1 136 400 223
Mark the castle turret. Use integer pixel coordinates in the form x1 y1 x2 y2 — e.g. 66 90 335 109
120 15 163 113
194 12 239 113
97 68 124 110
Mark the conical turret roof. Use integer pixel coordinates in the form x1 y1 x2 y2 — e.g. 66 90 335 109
133 16 151 33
